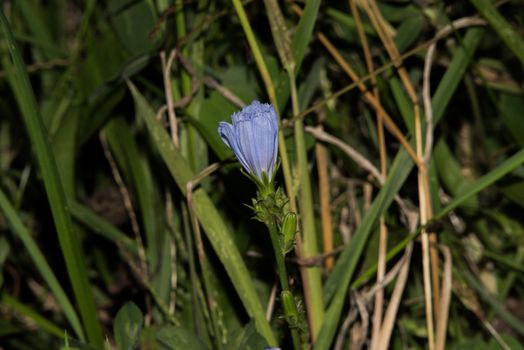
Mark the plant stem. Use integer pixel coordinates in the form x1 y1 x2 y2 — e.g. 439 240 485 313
266 218 301 350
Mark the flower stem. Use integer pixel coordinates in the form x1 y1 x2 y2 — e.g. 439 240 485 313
266 218 301 350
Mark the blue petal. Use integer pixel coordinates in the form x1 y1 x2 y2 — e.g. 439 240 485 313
218 121 234 149
218 121 252 172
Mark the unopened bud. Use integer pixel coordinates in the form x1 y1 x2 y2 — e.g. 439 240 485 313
281 290 299 327
280 212 297 254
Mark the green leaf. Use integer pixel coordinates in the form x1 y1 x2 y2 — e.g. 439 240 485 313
229 321 268 350
395 15 424 52
1 292 65 339
388 74 414 136
488 334 524 350
156 326 210 350
431 27 485 124
189 91 241 161
114 302 144 350
325 7 376 37
109 0 157 55
292 0 321 72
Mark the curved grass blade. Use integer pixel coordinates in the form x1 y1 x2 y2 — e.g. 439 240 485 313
469 0 524 66
434 148 524 221
1 293 66 339
0 189 84 340
0 11 103 347
291 0 321 72
69 201 139 256
462 270 524 337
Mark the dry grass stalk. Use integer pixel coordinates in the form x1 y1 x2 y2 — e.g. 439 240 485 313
349 1 389 348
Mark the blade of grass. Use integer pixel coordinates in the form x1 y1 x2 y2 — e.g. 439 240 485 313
0 189 84 340
68 201 139 256
434 148 524 221
128 81 277 347
0 11 103 347
325 7 377 37
431 27 485 123
469 0 524 66
291 0 321 73
231 0 277 109
462 270 524 337
1 292 66 339
105 119 172 310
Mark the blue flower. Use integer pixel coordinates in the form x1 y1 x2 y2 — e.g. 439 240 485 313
218 101 278 183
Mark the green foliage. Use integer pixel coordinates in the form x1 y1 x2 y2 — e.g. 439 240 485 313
1 1 524 350
114 302 143 350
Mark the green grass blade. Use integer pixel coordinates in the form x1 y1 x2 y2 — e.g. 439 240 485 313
435 148 524 220
469 0 524 66
14 1 56 59
292 0 321 72
0 11 103 347
0 189 84 340
68 201 139 256
105 118 172 308
231 0 278 110
431 27 485 124
462 270 524 337
127 81 277 347
1 293 66 339
325 7 376 37
483 249 524 274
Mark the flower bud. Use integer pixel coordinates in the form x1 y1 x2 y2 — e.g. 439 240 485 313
280 212 296 255
280 290 299 327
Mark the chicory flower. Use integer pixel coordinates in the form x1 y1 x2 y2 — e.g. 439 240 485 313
218 101 278 185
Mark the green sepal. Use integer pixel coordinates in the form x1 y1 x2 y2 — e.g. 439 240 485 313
252 186 288 224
